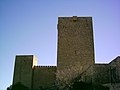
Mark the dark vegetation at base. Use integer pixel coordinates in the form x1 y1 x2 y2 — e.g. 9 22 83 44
7 75 109 90
70 81 109 90
7 81 109 90
7 82 30 90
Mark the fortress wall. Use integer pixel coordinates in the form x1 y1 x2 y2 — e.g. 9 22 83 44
12 16 120 89
92 64 110 84
81 57 120 85
13 55 36 89
57 16 95 84
81 64 110 84
81 65 93 83
57 16 95 73
32 66 57 90
109 56 120 83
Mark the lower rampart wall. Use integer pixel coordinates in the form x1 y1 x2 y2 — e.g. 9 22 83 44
32 66 57 90
81 64 110 84
92 64 110 84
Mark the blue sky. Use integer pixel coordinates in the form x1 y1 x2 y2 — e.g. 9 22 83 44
0 0 120 89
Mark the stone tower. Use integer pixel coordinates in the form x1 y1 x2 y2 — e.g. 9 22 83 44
13 55 37 89
57 16 94 73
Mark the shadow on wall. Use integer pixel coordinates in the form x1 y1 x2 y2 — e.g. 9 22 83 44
7 82 30 90
7 81 109 90
70 81 109 90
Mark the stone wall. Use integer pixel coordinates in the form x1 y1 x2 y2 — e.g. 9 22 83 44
32 66 57 90
57 16 95 79
13 55 37 89
81 64 110 84
12 15 120 90
92 64 110 84
81 56 120 86
109 56 120 83
81 65 93 83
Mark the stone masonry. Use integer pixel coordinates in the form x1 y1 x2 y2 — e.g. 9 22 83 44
12 16 120 90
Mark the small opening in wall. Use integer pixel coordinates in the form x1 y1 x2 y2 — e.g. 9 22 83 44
73 16 77 22
75 50 76 54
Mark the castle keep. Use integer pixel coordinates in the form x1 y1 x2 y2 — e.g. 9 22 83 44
57 16 94 71
13 16 120 90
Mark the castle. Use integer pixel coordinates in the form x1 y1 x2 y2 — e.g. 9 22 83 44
12 16 120 90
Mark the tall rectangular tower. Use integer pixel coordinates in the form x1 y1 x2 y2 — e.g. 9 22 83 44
57 16 94 73
13 55 37 89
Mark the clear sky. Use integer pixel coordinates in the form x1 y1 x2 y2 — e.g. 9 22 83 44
0 0 120 89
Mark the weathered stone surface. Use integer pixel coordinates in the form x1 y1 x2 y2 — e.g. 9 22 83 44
12 16 120 90
13 55 37 89
32 66 56 90
57 16 95 83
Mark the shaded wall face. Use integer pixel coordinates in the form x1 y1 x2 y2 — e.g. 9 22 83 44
57 16 95 72
13 55 35 89
92 64 110 84
81 65 93 83
32 66 57 90
81 57 120 85
109 57 120 83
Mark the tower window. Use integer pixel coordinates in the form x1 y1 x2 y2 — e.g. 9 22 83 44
75 50 80 55
75 50 76 54
72 16 77 22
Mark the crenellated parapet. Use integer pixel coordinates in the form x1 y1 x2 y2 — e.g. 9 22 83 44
34 65 57 68
33 65 57 74
33 65 57 71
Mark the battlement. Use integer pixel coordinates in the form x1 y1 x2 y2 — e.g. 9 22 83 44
16 55 34 57
58 16 92 23
58 16 92 19
33 65 57 69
